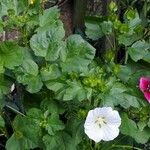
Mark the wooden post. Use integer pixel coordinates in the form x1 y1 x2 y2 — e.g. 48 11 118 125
73 0 87 32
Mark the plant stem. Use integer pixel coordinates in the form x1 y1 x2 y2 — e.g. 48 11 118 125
125 51 128 64
106 35 114 49
112 144 143 150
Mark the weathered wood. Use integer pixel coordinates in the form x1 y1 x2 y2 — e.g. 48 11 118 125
73 0 87 31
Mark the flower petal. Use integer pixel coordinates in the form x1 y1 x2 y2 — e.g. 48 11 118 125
84 123 103 143
85 109 97 123
139 77 150 92
101 125 119 141
94 107 113 117
105 110 121 127
144 92 150 103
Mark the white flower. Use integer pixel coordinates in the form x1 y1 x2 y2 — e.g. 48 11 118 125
84 107 121 143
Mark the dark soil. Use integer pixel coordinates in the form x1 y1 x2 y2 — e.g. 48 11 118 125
0 135 6 150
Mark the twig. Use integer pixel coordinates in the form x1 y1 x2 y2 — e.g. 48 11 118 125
112 144 143 150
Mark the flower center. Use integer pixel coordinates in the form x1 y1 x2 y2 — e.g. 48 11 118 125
95 117 107 128
145 83 150 92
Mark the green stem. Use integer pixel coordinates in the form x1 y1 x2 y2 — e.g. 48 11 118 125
89 140 94 150
125 50 128 64
106 35 114 49
94 143 100 150
112 144 142 150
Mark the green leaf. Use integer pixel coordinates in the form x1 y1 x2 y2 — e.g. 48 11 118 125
134 128 150 144
6 114 42 150
43 132 76 150
118 32 142 46
118 63 150 85
143 52 150 63
62 80 90 101
109 1 118 12
85 21 103 40
61 34 96 73
0 0 28 18
100 21 113 35
125 9 136 20
137 121 147 131
22 59 39 76
0 42 23 70
103 83 140 108
46 114 65 135
40 64 61 81
30 7 65 61
17 73 43 93
121 113 150 144
121 113 138 137
0 75 11 98
6 134 37 150
40 99 65 114
30 25 65 60
128 40 150 62
15 57 43 93
66 118 84 146
46 81 65 93
39 6 60 27
128 13 141 29
27 108 43 119
14 115 42 143
46 79 92 101
0 115 4 128
27 108 64 136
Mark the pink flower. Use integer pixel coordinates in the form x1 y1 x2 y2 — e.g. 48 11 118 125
139 77 150 103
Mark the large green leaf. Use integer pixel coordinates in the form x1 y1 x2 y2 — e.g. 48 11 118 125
46 79 92 101
27 108 64 136
128 40 150 62
61 35 96 73
43 132 76 150
121 113 150 144
22 59 39 76
102 82 140 108
46 114 65 135
30 7 65 61
118 32 142 46
6 114 42 150
62 80 91 101
15 57 43 93
0 42 23 70
39 6 60 27
0 0 27 18
6 134 37 150
18 74 43 93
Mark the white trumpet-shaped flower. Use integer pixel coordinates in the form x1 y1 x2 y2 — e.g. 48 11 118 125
84 107 121 143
